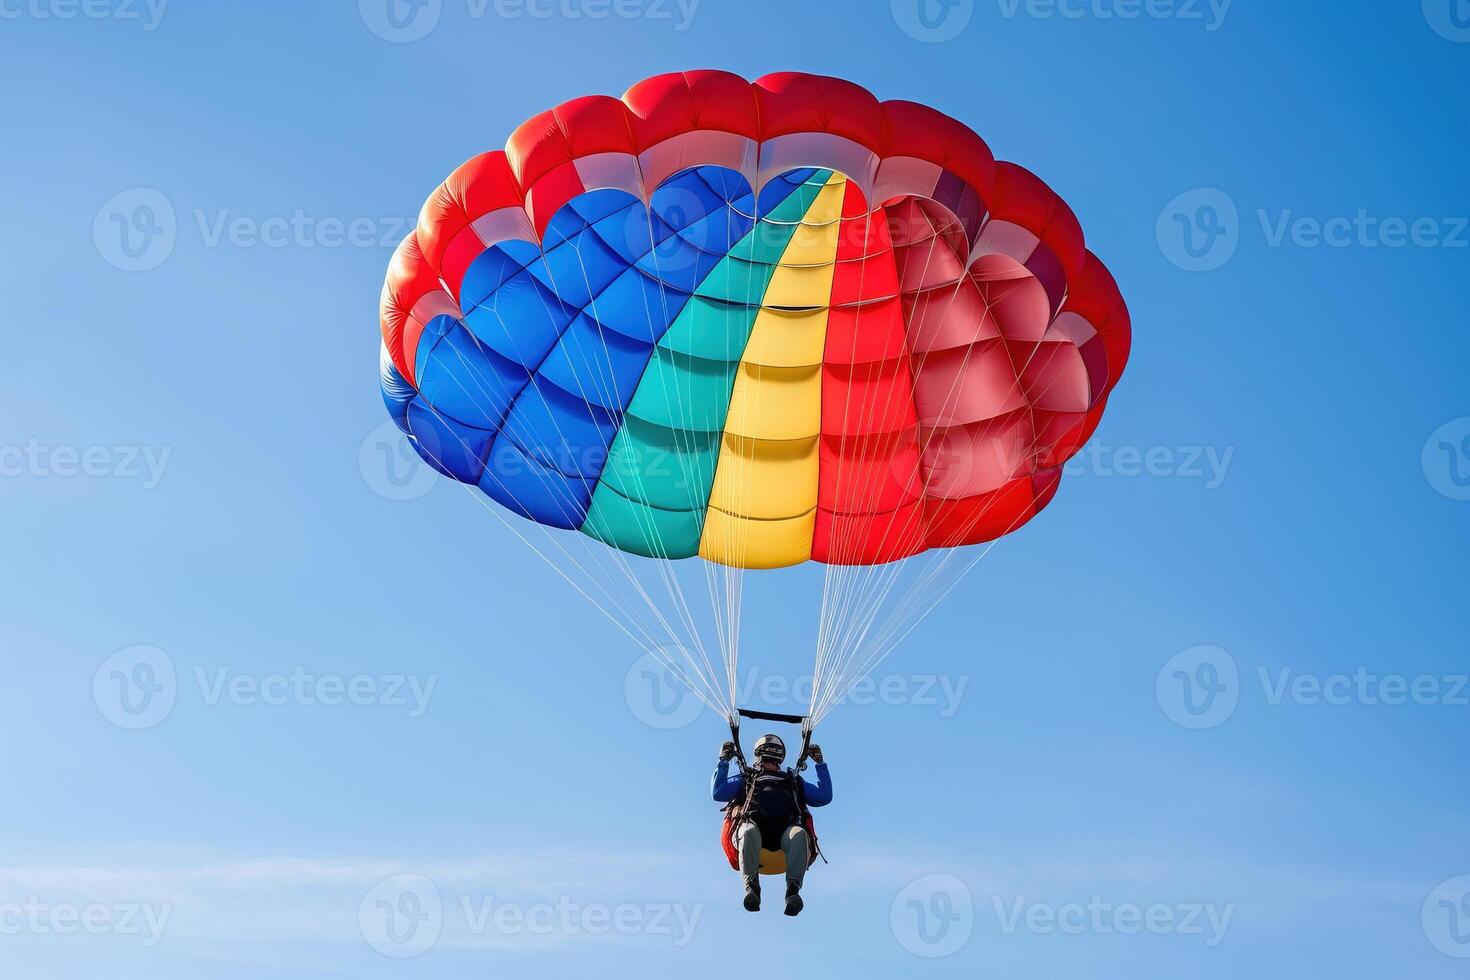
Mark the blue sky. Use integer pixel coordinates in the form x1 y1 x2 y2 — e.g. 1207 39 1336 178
3 1 1468 976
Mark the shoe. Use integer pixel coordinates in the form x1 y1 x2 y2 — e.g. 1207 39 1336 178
743 880 761 912
784 882 803 916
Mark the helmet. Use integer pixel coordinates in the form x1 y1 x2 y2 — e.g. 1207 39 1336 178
753 733 786 765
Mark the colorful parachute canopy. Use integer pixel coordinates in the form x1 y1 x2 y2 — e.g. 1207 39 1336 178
380 71 1130 571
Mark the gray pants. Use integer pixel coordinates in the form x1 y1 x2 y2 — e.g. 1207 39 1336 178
737 821 810 888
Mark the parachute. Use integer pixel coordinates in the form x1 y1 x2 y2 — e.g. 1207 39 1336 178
378 71 1131 730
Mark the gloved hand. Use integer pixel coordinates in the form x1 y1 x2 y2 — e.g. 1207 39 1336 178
808 744 824 764
719 741 736 762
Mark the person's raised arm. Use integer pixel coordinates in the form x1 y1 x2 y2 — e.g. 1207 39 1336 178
801 744 832 806
712 741 744 802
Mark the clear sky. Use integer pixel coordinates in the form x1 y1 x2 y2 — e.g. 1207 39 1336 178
3 1 1468 977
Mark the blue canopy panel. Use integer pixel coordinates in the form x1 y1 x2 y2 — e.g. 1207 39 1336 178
587 202 678 267
380 346 416 432
660 167 745 215
456 238 541 319
537 312 654 412
529 231 628 310
586 267 690 344
405 166 761 528
461 267 580 369
546 187 642 243
495 376 622 478
472 166 757 528
482 378 620 529
756 167 819 217
404 397 494 484
530 196 640 309
654 167 757 257
633 231 727 296
675 206 755 265
480 437 599 529
412 313 530 432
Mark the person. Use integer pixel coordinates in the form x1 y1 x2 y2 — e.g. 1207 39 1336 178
712 733 832 915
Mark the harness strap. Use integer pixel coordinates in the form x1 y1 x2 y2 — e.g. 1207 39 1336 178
727 717 749 772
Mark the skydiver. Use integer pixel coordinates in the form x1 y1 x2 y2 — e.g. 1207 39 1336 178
712 734 832 915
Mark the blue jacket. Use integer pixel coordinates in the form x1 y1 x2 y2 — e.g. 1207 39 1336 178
712 760 833 807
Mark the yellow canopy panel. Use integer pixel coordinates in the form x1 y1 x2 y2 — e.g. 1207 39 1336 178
722 363 823 440
699 507 818 569
738 307 831 368
706 434 820 520
696 171 846 568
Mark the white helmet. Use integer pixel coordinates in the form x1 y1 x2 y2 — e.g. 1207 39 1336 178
753 733 786 765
